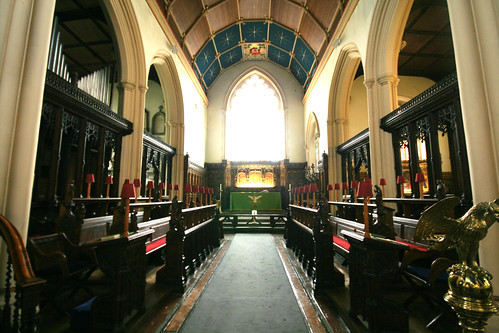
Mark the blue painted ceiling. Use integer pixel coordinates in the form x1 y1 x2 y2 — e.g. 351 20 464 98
195 21 317 90
160 0 348 93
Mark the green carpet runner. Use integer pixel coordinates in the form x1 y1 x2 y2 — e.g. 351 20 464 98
179 234 309 333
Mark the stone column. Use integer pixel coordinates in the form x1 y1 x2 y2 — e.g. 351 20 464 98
168 120 185 197
0 0 56 237
364 75 398 198
119 82 147 189
447 0 499 294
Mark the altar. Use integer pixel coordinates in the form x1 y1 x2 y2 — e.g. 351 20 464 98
229 192 282 211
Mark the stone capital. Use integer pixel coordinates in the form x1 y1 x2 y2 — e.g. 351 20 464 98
118 81 136 92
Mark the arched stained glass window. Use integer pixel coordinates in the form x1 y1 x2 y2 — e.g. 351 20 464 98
226 73 285 161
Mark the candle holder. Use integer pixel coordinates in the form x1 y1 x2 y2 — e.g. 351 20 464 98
341 182 349 202
310 183 318 208
147 181 155 202
397 176 405 198
305 164 319 182
415 173 425 199
379 178 387 198
327 184 333 202
334 183 340 202
158 182 165 199
184 184 192 208
165 183 172 200
120 182 136 237
85 174 95 198
357 182 373 238
133 179 141 203
174 184 180 199
104 176 113 198
351 180 358 203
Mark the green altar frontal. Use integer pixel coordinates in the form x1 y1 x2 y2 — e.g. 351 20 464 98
229 192 282 211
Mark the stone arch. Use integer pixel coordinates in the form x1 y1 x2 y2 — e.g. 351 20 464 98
305 112 320 168
361 0 414 197
327 43 362 184
102 0 147 183
150 51 185 188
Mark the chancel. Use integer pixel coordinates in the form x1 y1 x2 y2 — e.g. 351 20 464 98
1 0 499 332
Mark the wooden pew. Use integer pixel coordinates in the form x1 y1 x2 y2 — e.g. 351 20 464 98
342 230 409 332
382 197 438 219
156 202 223 292
328 200 376 224
58 195 178 258
286 203 344 293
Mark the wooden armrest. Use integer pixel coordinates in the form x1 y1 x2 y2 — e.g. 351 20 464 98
400 248 434 270
60 233 97 263
29 247 69 278
428 257 457 286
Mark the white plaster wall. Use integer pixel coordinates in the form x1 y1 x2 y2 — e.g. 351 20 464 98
130 0 208 166
398 76 435 100
304 0 376 159
348 75 369 139
206 60 306 163
346 75 435 140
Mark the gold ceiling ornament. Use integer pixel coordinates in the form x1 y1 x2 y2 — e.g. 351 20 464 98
415 197 499 332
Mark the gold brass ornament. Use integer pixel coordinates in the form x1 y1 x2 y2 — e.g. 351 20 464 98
415 196 499 332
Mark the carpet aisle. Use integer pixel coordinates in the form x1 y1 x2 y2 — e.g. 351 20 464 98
178 234 311 333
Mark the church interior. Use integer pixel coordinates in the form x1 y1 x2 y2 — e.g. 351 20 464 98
1 0 498 332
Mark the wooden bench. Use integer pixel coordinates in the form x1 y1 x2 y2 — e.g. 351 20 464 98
342 230 410 332
156 203 223 292
26 233 98 313
286 204 344 293
382 197 438 219
58 197 178 258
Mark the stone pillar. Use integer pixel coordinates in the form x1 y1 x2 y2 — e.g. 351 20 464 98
330 118 346 184
119 82 147 189
447 0 499 294
364 75 398 198
168 120 185 197
0 0 56 237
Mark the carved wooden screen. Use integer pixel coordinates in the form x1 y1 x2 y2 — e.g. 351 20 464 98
30 71 133 235
141 131 176 196
336 129 371 186
380 72 472 208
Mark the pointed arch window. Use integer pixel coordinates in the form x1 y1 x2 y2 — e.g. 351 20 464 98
226 72 285 161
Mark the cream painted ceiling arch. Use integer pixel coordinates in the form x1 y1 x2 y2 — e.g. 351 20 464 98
151 51 185 127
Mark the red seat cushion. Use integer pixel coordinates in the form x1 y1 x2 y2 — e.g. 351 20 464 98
396 240 428 252
333 235 350 251
146 238 166 254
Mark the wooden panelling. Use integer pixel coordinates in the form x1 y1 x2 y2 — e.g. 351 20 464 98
299 12 325 53
206 0 239 33
271 0 303 30
170 0 203 34
239 0 271 19
307 0 340 30
184 17 211 57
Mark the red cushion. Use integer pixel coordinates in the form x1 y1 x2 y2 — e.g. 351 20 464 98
396 240 428 252
333 235 350 251
146 238 166 254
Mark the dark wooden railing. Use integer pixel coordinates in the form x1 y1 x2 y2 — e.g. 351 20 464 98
1 215 45 333
156 203 222 292
286 203 344 293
